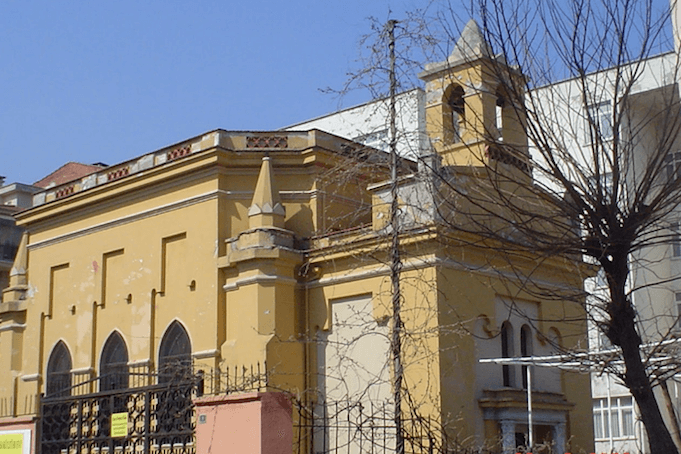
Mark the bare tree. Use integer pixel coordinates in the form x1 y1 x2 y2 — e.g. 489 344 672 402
420 0 681 452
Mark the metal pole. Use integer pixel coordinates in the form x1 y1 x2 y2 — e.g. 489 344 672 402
607 372 614 452
527 365 533 450
387 19 404 454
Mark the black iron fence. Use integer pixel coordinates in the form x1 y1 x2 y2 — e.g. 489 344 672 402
39 363 461 454
39 363 269 454
40 375 198 454
293 399 445 454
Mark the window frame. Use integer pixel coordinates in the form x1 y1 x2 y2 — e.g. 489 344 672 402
593 396 635 440
671 222 681 259
585 101 614 143
46 341 72 397
158 321 192 383
674 292 681 330
100 331 129 391
664 152 681 181
501 321 514 387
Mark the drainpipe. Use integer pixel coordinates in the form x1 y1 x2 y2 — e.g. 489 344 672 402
149 289 157 384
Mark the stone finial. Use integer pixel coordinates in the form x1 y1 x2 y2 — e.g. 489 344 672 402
248 156 286 229
9 231 28 287
2 231 29 303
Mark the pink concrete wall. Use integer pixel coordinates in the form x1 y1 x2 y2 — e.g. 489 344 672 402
194 392 292 454
0 416 38 454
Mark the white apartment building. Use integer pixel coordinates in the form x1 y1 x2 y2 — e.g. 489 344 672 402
285 88 427 160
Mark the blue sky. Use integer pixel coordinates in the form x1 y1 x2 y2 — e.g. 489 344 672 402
1 0 435 185
1 0 675 185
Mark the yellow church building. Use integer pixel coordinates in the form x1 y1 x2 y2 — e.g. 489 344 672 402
0 21 593 454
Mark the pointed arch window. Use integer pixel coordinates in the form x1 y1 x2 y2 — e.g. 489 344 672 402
501 321 514 387
158 321 192 383
46 341 72 397
100 332 129 391
446 85 465 143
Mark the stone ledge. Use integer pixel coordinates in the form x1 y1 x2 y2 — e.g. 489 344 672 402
479 388 574 411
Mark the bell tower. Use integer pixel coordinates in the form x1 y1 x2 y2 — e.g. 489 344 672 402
419 19 529 174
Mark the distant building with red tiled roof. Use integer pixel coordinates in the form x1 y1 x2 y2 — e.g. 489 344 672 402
33 162 107 189
0 163 106 291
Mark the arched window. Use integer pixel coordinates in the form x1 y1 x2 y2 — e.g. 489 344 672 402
100 331 129 391
501 321 514 387
158 321 191 383
495 92 506 139
446 85 465 143
46 341 72 397
520 325 533 389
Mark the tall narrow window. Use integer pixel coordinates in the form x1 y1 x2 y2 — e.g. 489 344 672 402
158 321 191 383
675 292 681 330
671 222 681 258
593 398 609 439
501 321 514 387
619 396 635 437
495 93 506 140
46 341 72 397
586 101 613 142
520 325 532 389
664 152 681 181
100 332 129 391
446 85 465 143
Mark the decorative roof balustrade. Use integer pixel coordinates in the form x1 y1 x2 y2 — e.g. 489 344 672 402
31 131 326 207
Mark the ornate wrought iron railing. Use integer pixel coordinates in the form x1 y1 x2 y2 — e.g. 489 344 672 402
40 374 199 454
39 363 269 454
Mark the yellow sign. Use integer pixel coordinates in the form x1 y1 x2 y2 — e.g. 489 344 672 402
0 433 23 454
111 412 128 438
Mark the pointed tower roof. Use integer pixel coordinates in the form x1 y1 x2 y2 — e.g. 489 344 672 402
448 19 493 64
420 19 495 77
248 156 286 229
